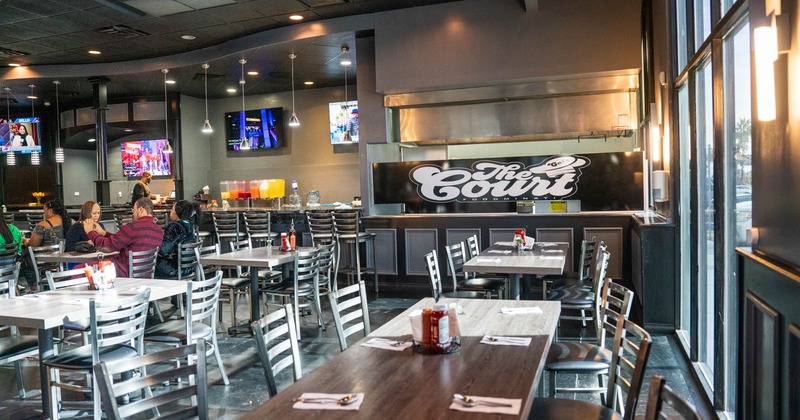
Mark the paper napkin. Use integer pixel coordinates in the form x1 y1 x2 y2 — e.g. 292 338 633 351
475 257 502 263
480 335 532 346
449 396 521 415
293 393 364 411
361 337 412 351
499 307 543 315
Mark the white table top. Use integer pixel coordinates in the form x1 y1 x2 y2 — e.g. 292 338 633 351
463 242 568 276
36 250 119 264
0 278 186 330
199 246 314 268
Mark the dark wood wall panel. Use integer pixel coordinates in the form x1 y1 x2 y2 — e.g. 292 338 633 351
404 229 437 276
743 292 781 420
535 228 574 272
368 228 397 275
789 324 800 419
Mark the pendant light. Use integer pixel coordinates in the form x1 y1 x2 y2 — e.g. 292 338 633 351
238 58 250 150
161 69 174 154
201 63 213 133
288 53 300 127
54 81 64 162
4 87 14 165
341 48 352 143
29 84 39 165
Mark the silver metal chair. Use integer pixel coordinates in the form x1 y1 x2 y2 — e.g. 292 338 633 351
2 212 13 225
424 250 488 301
306 210 335 246
547 246 609 330
212 212 243 252
444 241 507 299
26 212 43 231
28 242 64 291
332 210 377 292
531 316 652 420
114 214 132 231
317 242 336 293
143 272 229 386
243 211 277 248
327 280 370 351
94 339 209 420
644 375 703 420
262 249 324 339
0 263 39 399
545 280 634 398
42 289 152 420
250 303 302 396
0 242 20 266
128 247 162 322
198 243 255 329
542 236 598 295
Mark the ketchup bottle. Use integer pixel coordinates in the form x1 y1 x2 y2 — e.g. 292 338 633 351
422 308 432 349
430 303 450 352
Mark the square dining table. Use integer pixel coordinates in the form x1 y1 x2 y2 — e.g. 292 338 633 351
199 246 314 334
35 250 120 265
463 242 569 300
0 277 186 417
241 298 560 419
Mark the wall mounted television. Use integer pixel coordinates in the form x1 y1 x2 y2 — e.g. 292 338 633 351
224 107 284 151
328 100 358 144
0 117 43 154
120 139 172 177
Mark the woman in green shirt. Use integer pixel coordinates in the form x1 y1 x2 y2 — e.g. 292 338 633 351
0 210 23 253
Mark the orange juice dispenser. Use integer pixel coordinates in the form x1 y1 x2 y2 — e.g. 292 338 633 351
220 181 230 201
250 180 261 199
267 179 286 208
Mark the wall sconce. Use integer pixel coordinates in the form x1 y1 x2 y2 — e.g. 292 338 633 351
754 2 790 121
649 102 661 162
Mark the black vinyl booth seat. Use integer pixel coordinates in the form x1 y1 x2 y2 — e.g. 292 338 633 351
546 341 613 370
546 287 595 305
41 345 138 370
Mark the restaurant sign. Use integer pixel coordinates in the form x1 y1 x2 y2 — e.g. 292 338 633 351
373 152 643 213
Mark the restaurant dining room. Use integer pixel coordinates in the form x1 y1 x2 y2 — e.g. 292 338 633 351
0 0 798 419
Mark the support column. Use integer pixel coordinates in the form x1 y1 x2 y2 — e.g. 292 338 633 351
90 76 111 206
168 92 184 200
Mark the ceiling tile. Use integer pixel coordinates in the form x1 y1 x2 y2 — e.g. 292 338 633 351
125 0 194 17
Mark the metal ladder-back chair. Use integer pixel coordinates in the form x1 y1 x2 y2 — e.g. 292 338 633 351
172 241 203 317
262 249 325 339
2 212 14 225
424 250 488 301
212 212 243 252
332 210 377 292
28 242 64 291
644 375 703 420
26 213 43 231
243 211 277 248
0 242 19 267
547 244 608 331
144 272 230 386
317 242 336 293
542 236 598 295
444 241 507 299
42 289 152 420
545 280 634 398
530 316 652 420
114 213 132 231
0 263 39 399
46 268 94 348
95 340 209 420
327 281 370 351
306 210 335 246
129 247 163 322
250 303 302 396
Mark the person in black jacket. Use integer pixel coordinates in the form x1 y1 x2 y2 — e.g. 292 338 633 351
155 200 199 278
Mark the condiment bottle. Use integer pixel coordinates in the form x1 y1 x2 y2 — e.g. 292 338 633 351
422 308 432 349
430 303 450 352
289 219 296 250
280 232 288 251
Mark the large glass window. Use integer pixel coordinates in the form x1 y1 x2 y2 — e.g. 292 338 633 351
677 0 688 70
694 0 712 49
678 83 692 344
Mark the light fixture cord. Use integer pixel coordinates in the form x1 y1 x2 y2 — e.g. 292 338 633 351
164 69 169 140
344 64 349 128
30 85 34 118
5 88 9 121
55 81 61 146
204 64 209 120
291 55 296 113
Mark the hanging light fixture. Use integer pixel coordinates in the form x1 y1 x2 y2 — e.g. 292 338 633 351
341 47 352 143
239 58 250 150
4 87 13 166
29 84 39 165
288 53 300 127
161 69 174 154
53 81 64 163
201 63 213 133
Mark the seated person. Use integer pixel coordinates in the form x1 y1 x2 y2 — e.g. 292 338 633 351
21 199 72 292
65 201 107 269
155 200 199 278
84 197 163 278
0 209 23 253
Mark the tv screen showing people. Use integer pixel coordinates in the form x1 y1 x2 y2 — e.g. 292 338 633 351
329 101 358 144
224 107 284 151
0 117 43 154
120 139 172 177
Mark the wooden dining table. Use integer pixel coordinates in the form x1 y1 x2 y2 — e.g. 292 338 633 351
199 246 313 334
463 242 569 299
242 298 560 419
0 277 186 417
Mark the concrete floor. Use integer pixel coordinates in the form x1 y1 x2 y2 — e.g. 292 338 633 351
0 288 712 419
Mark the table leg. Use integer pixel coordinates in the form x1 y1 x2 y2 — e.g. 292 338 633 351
227 267 260 336
38 328 55 417
522 275 531 300
510 274 521 300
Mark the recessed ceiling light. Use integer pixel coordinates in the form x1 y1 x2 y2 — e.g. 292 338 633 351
8 63 21 67
227 88 237 93
181 35 196 40
88 138 96 143
88 50 101 55
304 81 314 86
124 129 132 132
27 95 37 99
165 80 176 84
289 15 303 21
340 59 352 66
247 71 258 76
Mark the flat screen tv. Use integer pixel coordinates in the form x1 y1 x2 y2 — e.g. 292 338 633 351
328 100 358 144
0 117 43 154
224 107 284 151
120 139 172 177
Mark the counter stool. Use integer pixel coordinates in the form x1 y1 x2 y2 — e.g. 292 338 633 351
243 211 277 248
332 210 377 293
306 211 335 246
212 212 244 253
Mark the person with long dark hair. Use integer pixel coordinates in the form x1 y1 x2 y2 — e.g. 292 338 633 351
65 201 107 252
155 200 199 278
21 199 72 291
0 208 23 253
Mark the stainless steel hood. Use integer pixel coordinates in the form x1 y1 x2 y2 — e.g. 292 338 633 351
384 71 639 146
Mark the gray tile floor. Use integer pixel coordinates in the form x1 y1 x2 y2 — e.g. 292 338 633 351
0 291 713 419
